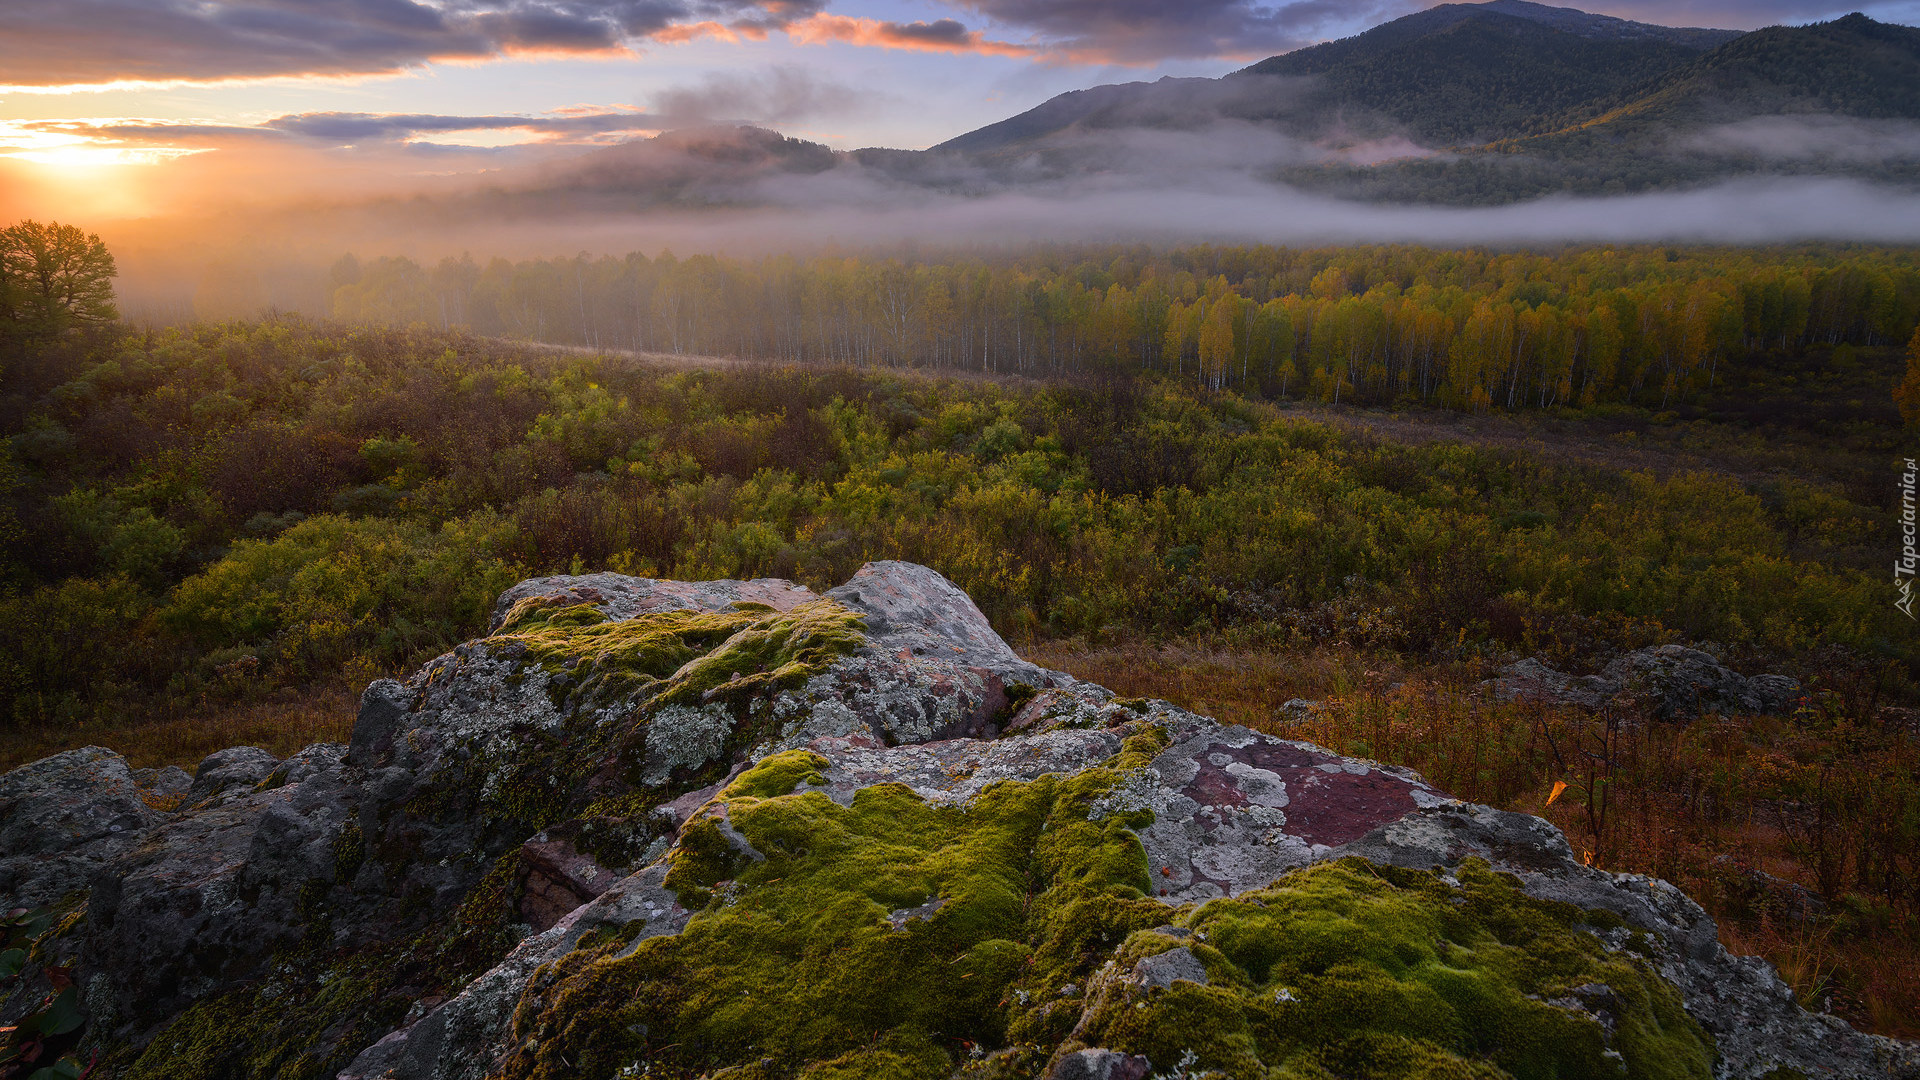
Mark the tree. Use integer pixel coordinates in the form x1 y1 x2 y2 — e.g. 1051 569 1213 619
0 220 118 342
1896 324 1920 427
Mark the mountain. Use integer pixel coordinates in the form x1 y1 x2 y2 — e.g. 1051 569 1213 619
926 4 1920 204
352 3 1920 221
938 0 1739 156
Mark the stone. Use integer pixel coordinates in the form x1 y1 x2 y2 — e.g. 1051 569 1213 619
183 745 281 808
0 564 1905 1080
0 746 167 911
1049 1048 1153 1080
1132 946 1209 990
1489 645 1803 720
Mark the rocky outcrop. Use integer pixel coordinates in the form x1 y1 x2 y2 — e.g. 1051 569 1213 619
1490 645 1803 720
0 563 1910 1080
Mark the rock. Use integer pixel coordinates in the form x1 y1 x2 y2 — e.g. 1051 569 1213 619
0 746 167 910
489 571 820 633
1489 645 1802 720
1049 1048 1153 1080
1603 645 1802 720
1490 657 1620 710
140 765 193 800
1274 697 1324 724
1132 946 1209 990
0 563 1906 1080
82 744 355 1036
183 745 281 807
825 559 1058 686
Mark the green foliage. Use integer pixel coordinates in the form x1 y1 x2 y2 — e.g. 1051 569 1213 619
0 220 117 349
0 906 89 1080
163 513 522 678
0 246 1913 733
320 242 1920 409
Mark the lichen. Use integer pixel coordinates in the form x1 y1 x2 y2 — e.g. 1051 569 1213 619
493 742 1713 1080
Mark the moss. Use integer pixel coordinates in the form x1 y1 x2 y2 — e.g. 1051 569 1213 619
1075 858 1715 1080
502 757 1149 1080
725 749 830 799
493 735 1711 1080
488 598 866 713
331 818 364 884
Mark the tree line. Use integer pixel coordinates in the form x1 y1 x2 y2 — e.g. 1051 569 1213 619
327 243 1920 411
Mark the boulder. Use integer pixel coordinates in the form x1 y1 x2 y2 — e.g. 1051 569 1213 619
0 563 1906 1080
0 746 167 911
183 745 280 808
1490 645 1803 720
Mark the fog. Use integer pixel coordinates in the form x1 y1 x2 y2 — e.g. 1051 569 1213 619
1681 115 1920 163
23 119 1912 323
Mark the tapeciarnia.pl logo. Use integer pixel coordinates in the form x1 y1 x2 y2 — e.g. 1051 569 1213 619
1900 457 1918 620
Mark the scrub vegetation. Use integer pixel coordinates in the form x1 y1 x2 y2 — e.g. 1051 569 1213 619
0 236 1915 1038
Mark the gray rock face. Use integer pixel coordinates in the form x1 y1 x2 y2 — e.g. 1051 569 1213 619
1048 1048 1153 1080
184 745 281 808
0 746 166 910
489 571 819 632
1490 645 1802 720
826 559 1058 686
1132 946 1209 990
0 563 1909 1080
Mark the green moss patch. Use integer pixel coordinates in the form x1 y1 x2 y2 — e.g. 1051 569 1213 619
497 739 1712 1080
489 598 865 711
1076 858 1714 1080
501 737 1166 1080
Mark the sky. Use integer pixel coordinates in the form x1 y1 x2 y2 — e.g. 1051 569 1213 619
5 0 1918 178
3 0 1919 307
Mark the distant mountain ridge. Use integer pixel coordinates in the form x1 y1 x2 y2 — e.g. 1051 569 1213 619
920 3 1920 203
1240 0 1740 77
443 2 1920 217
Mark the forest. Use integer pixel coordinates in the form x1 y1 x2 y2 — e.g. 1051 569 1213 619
318 243 1920 410
3 228 1918 1039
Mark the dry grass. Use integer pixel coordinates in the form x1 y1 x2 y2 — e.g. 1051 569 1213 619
1028 636 1920 1039
0 682 359 774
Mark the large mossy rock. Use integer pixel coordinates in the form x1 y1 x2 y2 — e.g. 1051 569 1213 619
0 562 1912 1080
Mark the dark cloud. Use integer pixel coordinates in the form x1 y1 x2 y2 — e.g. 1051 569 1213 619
19 110 662 150
949 0 1415 63
0 0 830 87
263 110 655 142
647 66 864 124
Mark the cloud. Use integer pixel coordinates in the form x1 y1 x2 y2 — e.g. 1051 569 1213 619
262 109 657 143
648 66 864 125
783 13 1035 57
1681 116 1920 162
946 0 1417 64
0 0 831 88
6 108 664 154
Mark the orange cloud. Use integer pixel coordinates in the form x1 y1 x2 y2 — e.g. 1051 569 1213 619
784 14 1035 58
652 20 744 45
